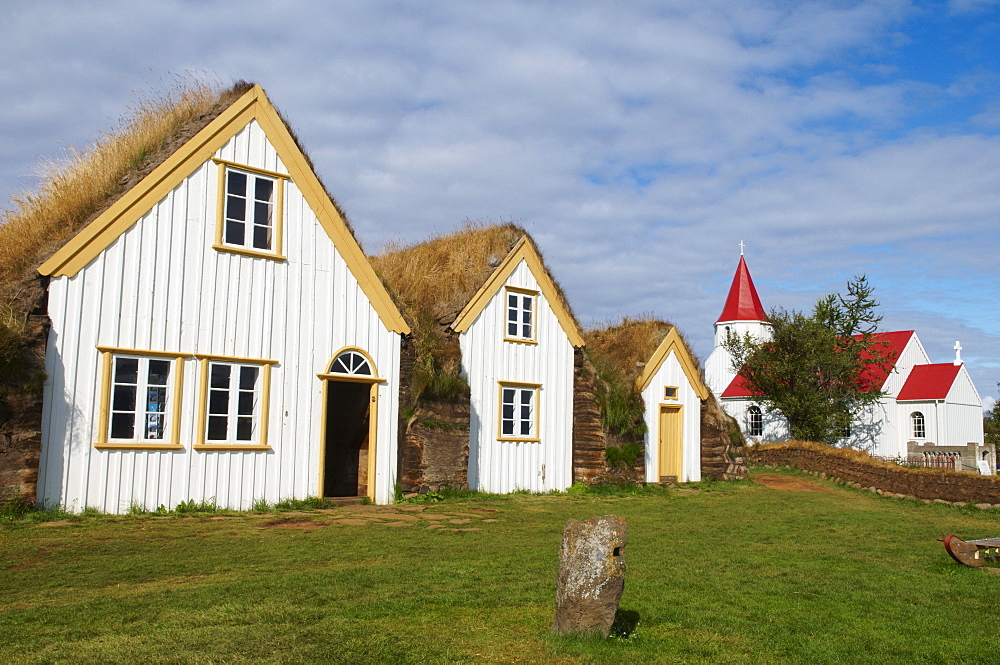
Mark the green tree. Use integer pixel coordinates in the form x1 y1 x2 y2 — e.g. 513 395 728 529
725 275 894 444
984 384 1000 446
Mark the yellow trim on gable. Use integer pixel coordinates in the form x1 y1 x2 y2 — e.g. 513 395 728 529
636 327 710 400
37 85 409 335
451 237 584 347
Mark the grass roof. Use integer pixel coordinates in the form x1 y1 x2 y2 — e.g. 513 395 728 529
585 316 701 384
372 220 582 330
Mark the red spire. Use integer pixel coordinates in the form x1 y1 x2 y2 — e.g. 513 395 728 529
717 255 768 323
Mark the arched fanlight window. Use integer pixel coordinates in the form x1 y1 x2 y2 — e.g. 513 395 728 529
911 412 925 439
329 350 372 376
748 405 763 437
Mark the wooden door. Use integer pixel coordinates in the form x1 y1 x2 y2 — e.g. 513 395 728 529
658 405 683 481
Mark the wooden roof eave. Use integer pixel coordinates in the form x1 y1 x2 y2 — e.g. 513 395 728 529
450 236 584 347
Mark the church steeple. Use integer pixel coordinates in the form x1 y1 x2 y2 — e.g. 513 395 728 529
705 251 772 398
717 254 768 323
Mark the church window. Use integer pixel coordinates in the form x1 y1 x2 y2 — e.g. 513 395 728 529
748 406 763 437
911 412 925 439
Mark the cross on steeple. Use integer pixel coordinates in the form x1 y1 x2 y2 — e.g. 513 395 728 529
739 240 745 256
954 340 963 366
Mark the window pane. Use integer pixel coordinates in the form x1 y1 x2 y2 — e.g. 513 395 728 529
508 294 517 308
252 225 270 250
507 322 518 336
254 177 273 202
226 194 246 221
227 170 247 195
209 390 229 415
210 364 231 389
502 404 514 419
114 357 138 384
253 201 271 226
521 389 533 403
239 366 259 390
522 296 532 311
111 412 135 439
502 420 514 436
207 415 228 441
147 360 170 385
236 416 253 441
113 385 136 411
145 414 165 440
521 405 531 420
146 386 167 412
238 391 254 415
520 420 531 436
225 220 245 246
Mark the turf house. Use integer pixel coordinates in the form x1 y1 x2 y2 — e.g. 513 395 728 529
705 253 989 471
0 83 411 512
585 318 745 484
374 224 589 494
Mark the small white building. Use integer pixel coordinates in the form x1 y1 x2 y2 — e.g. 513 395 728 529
452 236 585 493
636 327 710 483
705 254 987 466
36 85 410 512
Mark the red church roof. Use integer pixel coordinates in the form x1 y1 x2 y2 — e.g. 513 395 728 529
896 363 961 401
857 330 913 390
717 255 768 323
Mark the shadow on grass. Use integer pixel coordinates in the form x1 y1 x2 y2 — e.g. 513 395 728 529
611 608 640 638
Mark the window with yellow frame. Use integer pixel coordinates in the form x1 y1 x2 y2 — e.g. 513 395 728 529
212 159 288 261
195 355 277 450
95 347 189 450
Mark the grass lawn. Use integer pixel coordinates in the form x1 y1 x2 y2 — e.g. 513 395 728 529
2 469 999 663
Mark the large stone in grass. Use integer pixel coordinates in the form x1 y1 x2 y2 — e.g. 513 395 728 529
551 514 627 637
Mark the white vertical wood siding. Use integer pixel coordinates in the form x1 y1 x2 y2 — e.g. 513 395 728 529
641 350 702 483
38 120 401 513
460 261 575 493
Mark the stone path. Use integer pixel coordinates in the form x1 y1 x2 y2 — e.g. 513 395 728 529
252 505 500 531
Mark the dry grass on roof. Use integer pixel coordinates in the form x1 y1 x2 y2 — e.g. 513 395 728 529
0 75 250 288
585 316 700 383
371 221 525 321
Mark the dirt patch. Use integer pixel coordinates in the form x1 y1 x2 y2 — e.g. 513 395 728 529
260 517 327 530
752 473 837 493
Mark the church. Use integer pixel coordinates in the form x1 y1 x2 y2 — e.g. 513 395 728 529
704 253 991 473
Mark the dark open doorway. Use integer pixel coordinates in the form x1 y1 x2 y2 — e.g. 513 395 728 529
323 381 371 497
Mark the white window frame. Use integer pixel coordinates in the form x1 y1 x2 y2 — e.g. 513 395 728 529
911 411 925 439
504 287 537 343
195 355 276 450
212 159 287 261
95 347 188 450
748 405 763 437
497 382 540 442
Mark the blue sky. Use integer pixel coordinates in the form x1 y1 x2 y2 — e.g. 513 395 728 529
2 0 998 406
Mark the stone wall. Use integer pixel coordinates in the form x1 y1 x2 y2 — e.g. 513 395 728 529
700 393 748 481
573 349 626 483
751 444 1000 504
0 273 49 504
